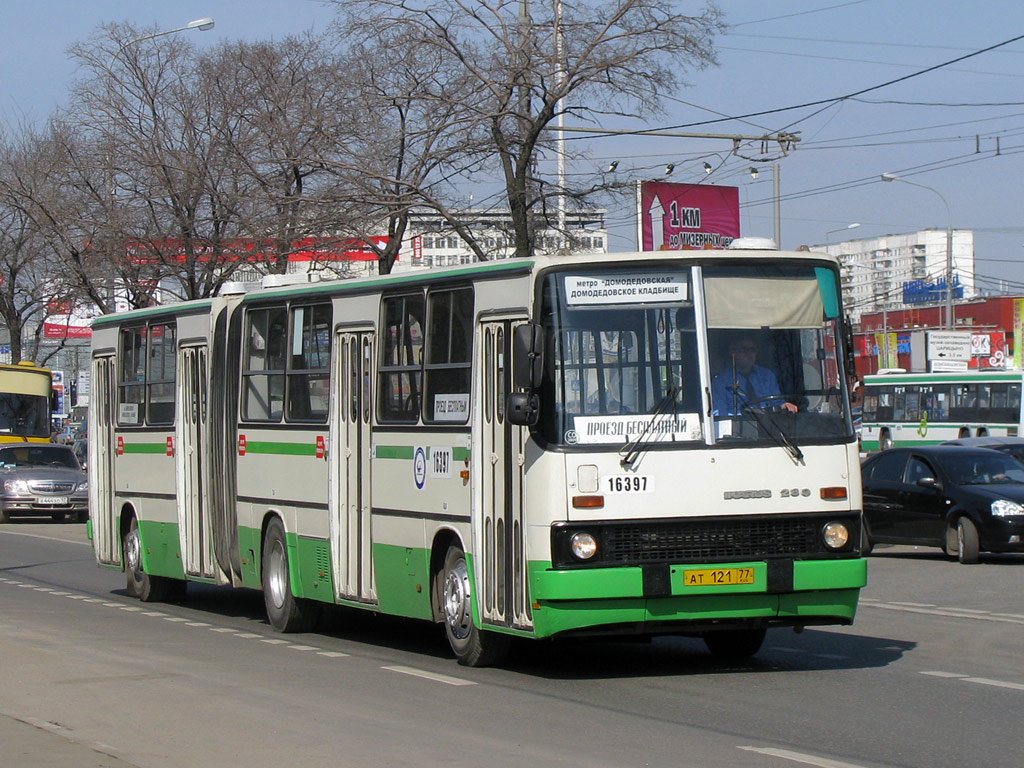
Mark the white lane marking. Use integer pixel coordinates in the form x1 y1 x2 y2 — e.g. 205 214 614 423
260 638 289 645
992 613 1024 620
866 602 1024 626
318 651 349 658
119 606 142 612
287 645 319 651
210 627 237 633
103 602 122 607
382 665 475 687
963 677 1024 692
921 671 1024 691
937 607 988 614
163 617 189 622
186 622 211 627
33 587 54 592
143 612 168 617
17 584 36 588
235 633 262 639
0 529 91 547
738 746 868 767
889 601 934 607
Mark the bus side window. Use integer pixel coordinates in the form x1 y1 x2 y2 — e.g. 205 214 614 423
424 287 473 424
286 303 331 423
379 293 424 423
243 306 287 422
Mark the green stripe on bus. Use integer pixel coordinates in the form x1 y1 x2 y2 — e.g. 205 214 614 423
121 443 168 454
374 445 472 461
244 441 318 456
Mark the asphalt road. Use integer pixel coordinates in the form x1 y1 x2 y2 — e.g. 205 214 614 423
1 521 1022 768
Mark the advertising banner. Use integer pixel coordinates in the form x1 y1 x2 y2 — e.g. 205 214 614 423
1014 299 1024 368
638 182 739 251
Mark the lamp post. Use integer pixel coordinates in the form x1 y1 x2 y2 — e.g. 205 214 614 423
825 222 861 251
881 173 954 329
110 17 215 67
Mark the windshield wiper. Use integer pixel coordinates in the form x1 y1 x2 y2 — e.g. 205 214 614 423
619 386 681 468
741 403 804 465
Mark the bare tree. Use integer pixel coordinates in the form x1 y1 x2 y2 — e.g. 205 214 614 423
201 34 362 277
335 0 723 260
67 24 253 303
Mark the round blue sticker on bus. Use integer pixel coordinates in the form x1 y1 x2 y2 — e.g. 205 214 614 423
413 446 427 490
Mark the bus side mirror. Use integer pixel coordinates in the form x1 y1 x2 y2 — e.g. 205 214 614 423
512 323 544 391
509 323 544 427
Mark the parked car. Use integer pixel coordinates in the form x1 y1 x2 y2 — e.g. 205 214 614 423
0 443 88 523
942 435 1024 465
861 445 1024 563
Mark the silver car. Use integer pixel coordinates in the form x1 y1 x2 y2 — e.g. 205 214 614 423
0 444 88 523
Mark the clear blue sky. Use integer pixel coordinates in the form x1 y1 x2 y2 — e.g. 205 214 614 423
3 1 1023 292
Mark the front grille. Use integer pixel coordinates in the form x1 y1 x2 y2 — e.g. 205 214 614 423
29 481 76 494
552 513 859 567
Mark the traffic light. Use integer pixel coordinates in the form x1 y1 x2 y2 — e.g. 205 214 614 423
69 381 77 407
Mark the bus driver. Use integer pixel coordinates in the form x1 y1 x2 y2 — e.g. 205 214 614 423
712 336 798 417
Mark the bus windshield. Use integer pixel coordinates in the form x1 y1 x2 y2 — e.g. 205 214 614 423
0 393 51 439
538 263 853 448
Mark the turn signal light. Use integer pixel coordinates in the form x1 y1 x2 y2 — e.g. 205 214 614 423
572 495 604 509
820 487 847 500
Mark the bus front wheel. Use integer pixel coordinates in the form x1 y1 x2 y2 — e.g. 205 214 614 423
124 517 172 602
440 545 510 667
704 627 767 658
262 517 319 633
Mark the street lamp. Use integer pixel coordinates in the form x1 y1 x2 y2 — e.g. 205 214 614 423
825 222 861 251
110 17 215 67
881 172 955 329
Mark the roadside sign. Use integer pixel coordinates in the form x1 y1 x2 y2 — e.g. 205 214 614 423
927 331 972 363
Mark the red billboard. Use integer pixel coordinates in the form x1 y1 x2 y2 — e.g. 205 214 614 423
638 182 740 251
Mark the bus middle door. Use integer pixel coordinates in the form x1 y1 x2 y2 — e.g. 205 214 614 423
479 320 532 633
330 330 376 603
177 344 216 579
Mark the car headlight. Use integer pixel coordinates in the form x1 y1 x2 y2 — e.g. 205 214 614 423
3 479 29 494
991 499 1024 517
822 521 850 550
76 480 89 493
570 531 599 560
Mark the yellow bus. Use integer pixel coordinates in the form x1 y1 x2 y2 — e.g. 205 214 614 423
0 362 54 443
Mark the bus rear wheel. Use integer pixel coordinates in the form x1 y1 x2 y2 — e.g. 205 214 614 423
440 545 510 667
123 517 172 602
878 430 893 451
703 627 767 658
262 517 319 633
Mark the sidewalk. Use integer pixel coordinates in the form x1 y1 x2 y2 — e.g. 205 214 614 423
0 713 138 768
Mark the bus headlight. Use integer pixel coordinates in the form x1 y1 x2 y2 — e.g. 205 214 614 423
570 531 599 560
991 499 1024 517
822 521 850 550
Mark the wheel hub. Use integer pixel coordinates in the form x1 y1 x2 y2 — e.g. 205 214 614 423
443 561 472 640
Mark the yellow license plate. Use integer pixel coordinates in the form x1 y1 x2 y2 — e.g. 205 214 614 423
682 567 755 587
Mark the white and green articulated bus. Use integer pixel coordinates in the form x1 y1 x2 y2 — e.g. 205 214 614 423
89 249 866 666
860 369 1024 451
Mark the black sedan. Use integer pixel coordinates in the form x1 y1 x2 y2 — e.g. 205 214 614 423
861 445 1024 564
942 436 1024 465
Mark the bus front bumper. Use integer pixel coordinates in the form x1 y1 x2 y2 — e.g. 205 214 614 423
526 558 867 639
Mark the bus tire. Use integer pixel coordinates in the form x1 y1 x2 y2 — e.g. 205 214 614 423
440 545 510 667
704 627 767 658
956 518 980 564
124 517 172 602
879 430 893 451
262 517 319 633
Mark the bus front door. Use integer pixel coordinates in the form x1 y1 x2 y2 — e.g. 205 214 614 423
330 331 376 603
90 354 119 566
177 344 216 580
479 320 532 633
